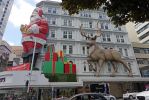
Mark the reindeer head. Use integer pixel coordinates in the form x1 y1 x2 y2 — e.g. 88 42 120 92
80 21 102 47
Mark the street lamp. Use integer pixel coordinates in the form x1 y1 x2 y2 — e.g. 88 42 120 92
27 36 37 93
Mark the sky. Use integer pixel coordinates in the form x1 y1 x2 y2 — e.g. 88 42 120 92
3 0 61 46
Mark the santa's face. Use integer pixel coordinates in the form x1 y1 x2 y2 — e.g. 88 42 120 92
30 9 41 22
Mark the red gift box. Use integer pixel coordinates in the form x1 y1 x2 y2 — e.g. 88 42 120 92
64 63 76 74
72 64 76 74
44 52 50 61
53 52 58 61
64 64 70 74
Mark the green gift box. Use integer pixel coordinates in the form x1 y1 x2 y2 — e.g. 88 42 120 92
57 56 68 62
48 74 77 82
42 61 64 74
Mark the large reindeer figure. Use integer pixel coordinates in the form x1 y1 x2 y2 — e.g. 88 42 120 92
80 21 133 77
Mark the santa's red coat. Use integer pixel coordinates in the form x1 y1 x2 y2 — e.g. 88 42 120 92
22 18 49 53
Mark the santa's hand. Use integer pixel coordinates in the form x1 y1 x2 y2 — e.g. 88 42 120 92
20 25 26 33
26 28 32 34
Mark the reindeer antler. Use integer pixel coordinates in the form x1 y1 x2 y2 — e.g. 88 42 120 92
95 20 102 37
80 24 90 38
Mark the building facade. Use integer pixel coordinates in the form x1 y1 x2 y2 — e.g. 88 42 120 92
134 22 149 44
0 0 14 40
11 46 23 58
37 1 140 78
0 40 12 71
132 42 149 77
0 1 146 99
7 46 23 66
36 1 143 97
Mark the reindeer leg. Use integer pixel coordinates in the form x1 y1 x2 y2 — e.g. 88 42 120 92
96 59 104 77
111 62 117 77
87 59 94 71
119 60 133 77
93 62 97 72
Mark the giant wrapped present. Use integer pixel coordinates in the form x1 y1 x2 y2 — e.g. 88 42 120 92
42 61 64 75
52 52 58 61
57 50 64 58
64 63 76 74
44 52 50 61
44 52 58 62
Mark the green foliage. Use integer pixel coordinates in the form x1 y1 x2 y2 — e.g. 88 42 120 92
61 0 149 26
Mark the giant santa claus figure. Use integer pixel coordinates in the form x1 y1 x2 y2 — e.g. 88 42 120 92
20 7 49 69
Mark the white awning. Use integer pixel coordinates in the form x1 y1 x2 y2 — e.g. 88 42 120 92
81 77 149 82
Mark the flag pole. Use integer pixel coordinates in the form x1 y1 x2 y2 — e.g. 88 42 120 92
27 36 37 93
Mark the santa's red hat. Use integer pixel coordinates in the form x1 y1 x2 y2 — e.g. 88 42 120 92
32 7 43 17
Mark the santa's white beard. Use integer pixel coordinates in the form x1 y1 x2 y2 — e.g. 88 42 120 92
30 15 41 23
28 24 39 34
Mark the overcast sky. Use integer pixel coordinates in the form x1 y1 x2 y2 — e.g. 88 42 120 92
3 0 61 46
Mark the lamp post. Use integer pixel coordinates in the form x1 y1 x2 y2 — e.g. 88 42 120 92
27 36 37 93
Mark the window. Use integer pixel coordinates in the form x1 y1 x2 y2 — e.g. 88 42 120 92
82 21 93 28
1 18 3 21
69 45 73 54
49 18 56 25
48 8 52 13
89 22 92 28
87 47 89 54
64 19 67 26
63 31 67 39
102 34 111 42
137 59 144 64
105 23 109 29
50 30 55 38
63 11 68 15
80 12 91 18
51 18 56 25
84 64 86 71
82 46 85 54
63 31 73 39
116 35 125 43
53 8 56 13
68 31 72 39
134 48 140 53
116 35 120 42
107 34 111 42
102 34 106 42
144 48 149 54
100 23 110 29
48 8 56 14
120 35 124 43
63 19 73 26
63 45 67 54
119 48 123 55
124 49 128 56
68 20 72 26
99 13 102 18
101 23 104 29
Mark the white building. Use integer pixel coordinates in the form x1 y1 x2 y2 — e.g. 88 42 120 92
134 22 149 44
36 1 141 79
0 1 147 98
0 0 14 40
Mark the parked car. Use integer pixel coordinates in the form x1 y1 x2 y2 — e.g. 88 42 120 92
136 91 149 100
101 93 116 100
69 93 107 100
123 92 138 100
